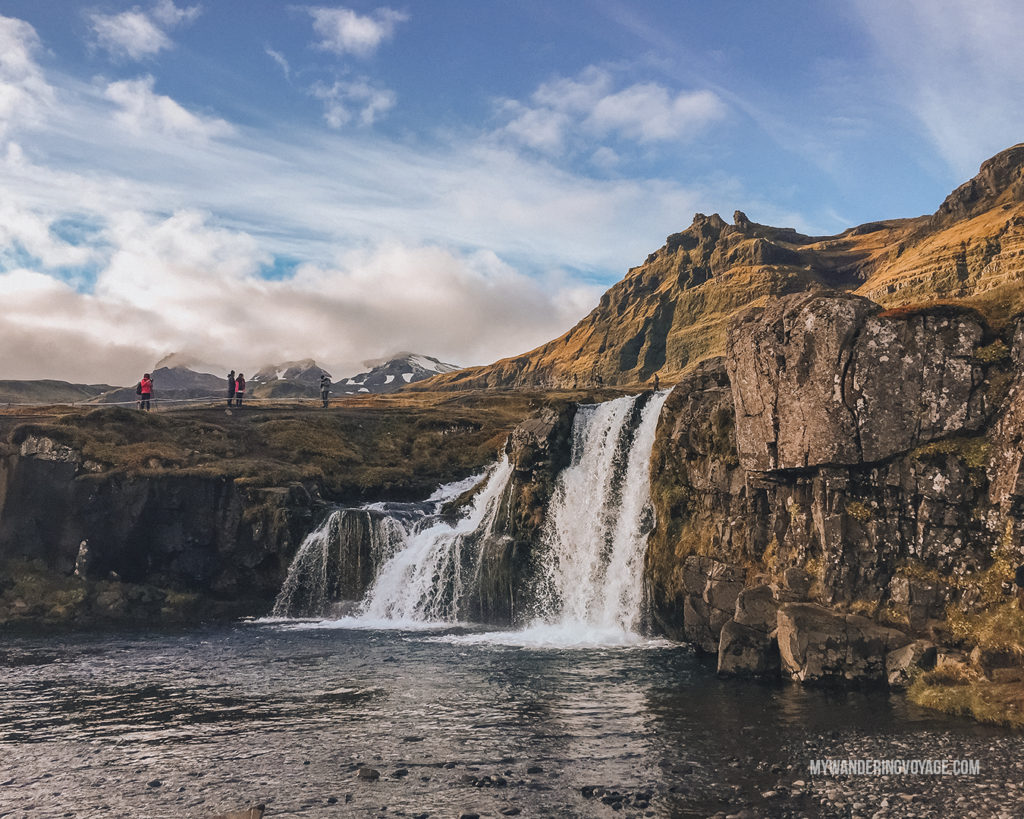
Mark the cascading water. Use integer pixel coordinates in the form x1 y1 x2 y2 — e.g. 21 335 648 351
271 510 408 617
358 456 514 624
271 472 482 618
270 390 670 646
523 390 670 642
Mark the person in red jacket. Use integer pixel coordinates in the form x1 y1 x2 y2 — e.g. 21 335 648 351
138 373 153 411
234 373 245 407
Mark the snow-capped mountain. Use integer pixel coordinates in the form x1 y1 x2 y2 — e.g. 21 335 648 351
250 359 332 398
339 353 461 394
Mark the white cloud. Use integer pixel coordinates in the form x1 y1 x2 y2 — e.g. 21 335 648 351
0 198 98 270
0 209 604 384
308 6 407 57
151 0 201 27
89 10 171 60
104 75 233 138
852 0 1024 175
311 79 395 127
266 47 291 80
500 103 571 153
586 85 726 143
0 15 54 135
498 66 727 155
88 1 200 60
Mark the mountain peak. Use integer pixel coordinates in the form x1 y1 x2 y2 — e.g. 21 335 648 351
934 143 1024 224
341 353 461 394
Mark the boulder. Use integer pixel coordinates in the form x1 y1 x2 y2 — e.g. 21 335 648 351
848 311 985 462
887 576 940 630
886 639 938 688
776 603 911 685
733 584 779 632
727 292 876 470
718 619 780 677
683 594 717 653
680 556 746 652
782 568 813 598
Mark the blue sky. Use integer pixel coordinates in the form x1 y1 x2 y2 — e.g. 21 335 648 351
1 0 1022 384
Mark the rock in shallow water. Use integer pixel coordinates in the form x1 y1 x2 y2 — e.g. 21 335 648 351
777 603 910 684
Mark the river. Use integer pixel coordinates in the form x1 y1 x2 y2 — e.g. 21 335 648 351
0 622 1018 818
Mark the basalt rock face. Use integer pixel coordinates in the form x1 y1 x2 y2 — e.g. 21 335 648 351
726 292 990 471
0 436 316 607
648 290 1024 683
462 405 576 624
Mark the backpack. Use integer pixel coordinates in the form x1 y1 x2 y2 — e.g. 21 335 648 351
136 382 142 395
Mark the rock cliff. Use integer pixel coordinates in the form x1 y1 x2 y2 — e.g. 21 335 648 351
647 290 1024 693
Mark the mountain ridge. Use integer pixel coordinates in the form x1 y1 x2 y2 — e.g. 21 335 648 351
420 143 1024 391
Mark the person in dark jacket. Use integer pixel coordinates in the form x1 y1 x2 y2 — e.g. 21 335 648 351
227 370 236 406
320 373 331 408
234 374 245 407
138 373 153 411
1016 563 1024 609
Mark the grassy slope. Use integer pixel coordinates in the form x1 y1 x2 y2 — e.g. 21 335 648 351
0 380 115 405
2 389 627 502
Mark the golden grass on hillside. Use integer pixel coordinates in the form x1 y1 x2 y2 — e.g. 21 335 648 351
1 390 583 502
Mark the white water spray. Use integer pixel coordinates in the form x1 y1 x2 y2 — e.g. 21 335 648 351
357 456 515 624
271 510 408 617
525 390 671 642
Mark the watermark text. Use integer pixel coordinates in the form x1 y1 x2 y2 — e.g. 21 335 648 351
809 758 980 777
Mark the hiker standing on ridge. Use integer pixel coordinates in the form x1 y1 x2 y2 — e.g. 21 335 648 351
235 373 245 407
227 370 236 406
138 373 153 411
320 373 331 408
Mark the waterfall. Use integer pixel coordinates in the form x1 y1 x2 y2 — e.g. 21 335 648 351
271 510 408 617
526 390 670 639
270 390 671 645
358 456 515 624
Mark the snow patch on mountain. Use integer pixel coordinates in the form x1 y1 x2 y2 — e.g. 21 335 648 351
337 353 461 394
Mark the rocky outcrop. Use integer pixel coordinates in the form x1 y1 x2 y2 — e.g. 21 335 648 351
463 405 576 624
933 143 1024 225
776 603 911 685
0 435 317 607
726 292 989 471
649 289 1024 691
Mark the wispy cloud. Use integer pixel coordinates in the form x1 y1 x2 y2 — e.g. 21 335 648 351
151 0 201 27
311 78 395 127
0 15 54 135
265 47 291 80
88 1 201 60
498 66 727 156
307 6 408 57
852 0 1024 175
